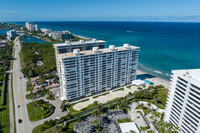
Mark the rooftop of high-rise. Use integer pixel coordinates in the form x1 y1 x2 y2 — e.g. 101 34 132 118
53 39 106 47
172 69 200 83
57 44 140 58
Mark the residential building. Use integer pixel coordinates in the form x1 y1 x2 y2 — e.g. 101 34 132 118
56 44 139 100
35 24 39 31
51 31 71 41
25 22 30 29
0 41 7 48
25 22 39 31
40 28 51 34
165 69 200 133
29 24 35 31
7 30 17 38
53 39 106 74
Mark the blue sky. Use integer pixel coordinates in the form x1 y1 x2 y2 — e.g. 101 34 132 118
1 0 200 21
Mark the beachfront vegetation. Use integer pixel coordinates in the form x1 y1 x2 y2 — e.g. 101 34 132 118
136 104 151 115
27 99 55 121
20 42 56 77
134 85 168 109
149 112 180 133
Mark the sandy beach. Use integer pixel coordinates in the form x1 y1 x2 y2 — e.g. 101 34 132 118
137 69 170 89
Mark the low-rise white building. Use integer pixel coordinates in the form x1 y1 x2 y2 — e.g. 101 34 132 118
57 44 140 100
119 122 140 133
0 41 7 48
40 28 51 34
132 79 146 86
165 69 200 133
6 30 17 38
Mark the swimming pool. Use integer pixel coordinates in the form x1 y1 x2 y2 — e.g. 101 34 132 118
144 80 154 84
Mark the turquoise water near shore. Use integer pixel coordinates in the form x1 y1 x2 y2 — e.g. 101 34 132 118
13 22 200 80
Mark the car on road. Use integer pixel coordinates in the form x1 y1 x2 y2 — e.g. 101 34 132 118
20 77 22 79
17 105 20 108
18 119 22 123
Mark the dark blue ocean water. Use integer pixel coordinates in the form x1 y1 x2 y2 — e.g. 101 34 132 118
13 21 200 80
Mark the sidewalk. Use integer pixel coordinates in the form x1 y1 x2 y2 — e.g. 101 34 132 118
8 72 14 133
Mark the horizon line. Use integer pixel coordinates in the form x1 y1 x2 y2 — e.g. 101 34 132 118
6 20 200 23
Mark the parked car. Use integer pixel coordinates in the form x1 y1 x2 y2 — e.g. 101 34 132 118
17 105 20 108
20 77 22 79
18 119 22 123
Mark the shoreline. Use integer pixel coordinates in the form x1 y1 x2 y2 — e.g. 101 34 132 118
137 69 170 89
11 22 170 89
73 34 91 40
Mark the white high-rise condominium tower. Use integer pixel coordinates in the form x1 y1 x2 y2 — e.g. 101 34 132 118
57 44 139 100
54 39 106 75
165 69 200 133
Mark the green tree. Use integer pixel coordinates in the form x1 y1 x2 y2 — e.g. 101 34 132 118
139 126 147 132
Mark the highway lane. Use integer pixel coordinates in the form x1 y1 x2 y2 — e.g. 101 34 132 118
13 37 32 133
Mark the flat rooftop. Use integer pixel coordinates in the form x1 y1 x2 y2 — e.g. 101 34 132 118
53 39 106 47
172 69 200 83
58 45 140 59
119 122 140 133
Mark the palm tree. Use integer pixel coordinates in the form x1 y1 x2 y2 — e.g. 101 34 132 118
96 104 103 113
116 98 122 110
142 84 146 89
149 82 154 89
153 95 158 104
150 111 160 127
174 126 180 133
147 102 151 110
139 126 147 133
121 97 129 109
137 87 142 91
129 130 137 133
127 92 132 97
93 101 98 107
92 110 100 123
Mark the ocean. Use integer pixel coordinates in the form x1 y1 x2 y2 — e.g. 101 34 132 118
13 21 200 80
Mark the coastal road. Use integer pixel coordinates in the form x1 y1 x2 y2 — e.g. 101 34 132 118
12 37 33 133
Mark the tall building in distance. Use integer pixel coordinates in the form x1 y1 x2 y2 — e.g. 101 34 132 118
165 69 200 133
53 39 106 74
51 31 71 41
35 24 39 31
25 22 40 31
56 44 139 100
